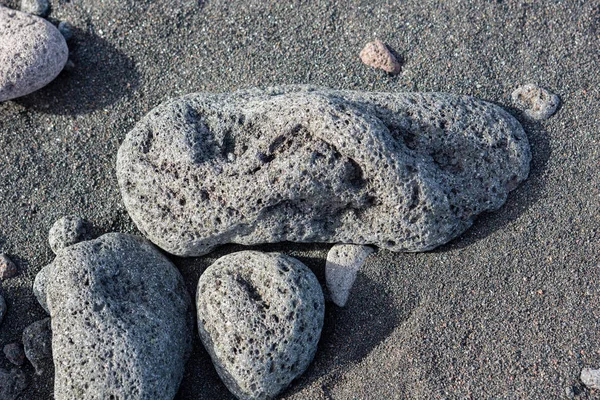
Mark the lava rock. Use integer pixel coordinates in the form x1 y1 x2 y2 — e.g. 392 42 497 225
3 343 25 366
57 21 73 41
511 84 560 120
359 40 401 74
22 318 52 375
0 254 18 280
326 244 374 307
20 0 49 17
48 215 91 254
0 294 5 327
196 251 324 400
0 368 27 400
34 233 193 400
0 6 68 102
117 86 531 257
581 367 600 389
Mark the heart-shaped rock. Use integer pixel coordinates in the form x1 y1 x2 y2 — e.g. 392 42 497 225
0 6 68 102
196 251 325 399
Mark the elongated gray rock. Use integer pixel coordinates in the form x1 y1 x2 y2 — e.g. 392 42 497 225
117 85 531 256
196 251 324 400
0 6 68 102
33 233 192 400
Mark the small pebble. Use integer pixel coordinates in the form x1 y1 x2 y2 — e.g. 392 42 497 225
511 84 560 120
359 39 401 74
581 367 600 389
3 343 25 366
0 254 18 280
326 244 374 307
20 0 50 17
48 215 91 254
0 368 27 400
57 21 73 40
22 318 52 375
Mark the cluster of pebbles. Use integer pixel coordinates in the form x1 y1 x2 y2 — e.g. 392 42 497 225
0 3 569 399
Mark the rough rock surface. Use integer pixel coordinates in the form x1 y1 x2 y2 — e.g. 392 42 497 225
0 254 18 280
326 244 374 307
0 6 68 102
511 84 560 120
359 40 401 74
23 318 52 375
196 251 325 400
118 86 531 257
581 368 600 390
20 0 50 17
34 233 192 400
0 368 27 400
48 215 91 254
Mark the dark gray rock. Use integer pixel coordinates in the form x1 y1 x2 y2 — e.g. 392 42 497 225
48 215 91 254
0 293 5 327
20 0 50 17
34 233 193 400
196 251 325 400
22 318 52 375
511 84 560 120
117 85 531 257
57 21 73 41
0 368 27 400
0 6 68 102
3 343 25 366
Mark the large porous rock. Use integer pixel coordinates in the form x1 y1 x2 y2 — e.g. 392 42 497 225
0 6 68 102
196 251 324 400
33 233 192 400
117 85 531 256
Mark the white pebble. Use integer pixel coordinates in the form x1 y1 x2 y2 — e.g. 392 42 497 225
326 244 374 307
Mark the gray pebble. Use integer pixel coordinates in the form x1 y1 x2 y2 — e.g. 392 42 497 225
34 233 193 400
326 244 374 307
22 318 52 375
197 251 325 400
511 84 560 120
117 85 531 256
57 21 73 41
48 215 91 254
20 0 49 17
0 368 27 400
581 367 600 390
0 6 68 102
0 254 18 280
3 343 25 366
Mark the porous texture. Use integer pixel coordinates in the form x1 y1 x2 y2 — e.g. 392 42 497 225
20 0 50 17
0 6 68 102
0 368 27 400
196 251 325 400
0 254 18 280
117 85 531 257
23 318 52 375
359 40 401 74
34 233 193 400
511 84 560 120
325 244 374 307
581 368 600 390
48 215 91 254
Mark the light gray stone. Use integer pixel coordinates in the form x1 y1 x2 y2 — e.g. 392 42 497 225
48 215 91 254
0 6 68 102
0 368 27 400
117 85 531 257
326 244 374 307
581 367 600 390
20 0 49 17
23 318 52 375
196 251 324 400
34 233 193 400
511 84 560 120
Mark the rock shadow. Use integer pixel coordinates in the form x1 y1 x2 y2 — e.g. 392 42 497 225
433 104 552 252
15 26 139 115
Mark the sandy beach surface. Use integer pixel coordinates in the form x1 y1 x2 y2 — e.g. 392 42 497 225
0 0 599 398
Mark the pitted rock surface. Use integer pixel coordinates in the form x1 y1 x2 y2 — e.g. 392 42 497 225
196 251 324 400
33 233 192 400
117 85 531 256
23 318 52 375
0 6 68 102
48 215 91 254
